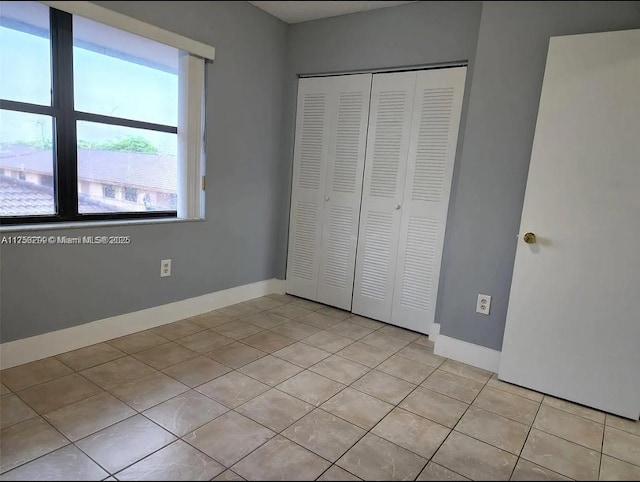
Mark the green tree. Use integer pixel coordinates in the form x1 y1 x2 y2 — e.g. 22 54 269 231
97 136 159 154
17 135 159 154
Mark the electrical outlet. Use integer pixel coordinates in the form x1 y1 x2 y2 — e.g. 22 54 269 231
476 294 491 315
160 259 172 277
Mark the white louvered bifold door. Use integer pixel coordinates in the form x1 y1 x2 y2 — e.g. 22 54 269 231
286 78 332 300
352 72 418 321
391 67 466 334
317 74 372 310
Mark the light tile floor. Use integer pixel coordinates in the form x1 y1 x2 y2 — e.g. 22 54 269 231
1 294 639 481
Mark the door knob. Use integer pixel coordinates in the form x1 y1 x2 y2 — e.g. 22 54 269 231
394 204 401 210
325 196 330 202
523 232 536 244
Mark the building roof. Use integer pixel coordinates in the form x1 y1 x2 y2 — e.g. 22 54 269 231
0 176 119 216
0 144 177 192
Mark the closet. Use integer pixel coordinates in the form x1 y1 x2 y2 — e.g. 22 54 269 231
286 67 466 334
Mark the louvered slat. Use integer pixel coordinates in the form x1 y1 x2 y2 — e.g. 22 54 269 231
369 90 408 198
411 88 455 202
359 211 394 300
332 92 364 193
322 205 354 289
298 93 326 190
399 217 438 310
290 201 319 280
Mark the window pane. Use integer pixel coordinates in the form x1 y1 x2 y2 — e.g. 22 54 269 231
73 15 178 126
0 1 51 105
76 121 177 214
0 110 55 216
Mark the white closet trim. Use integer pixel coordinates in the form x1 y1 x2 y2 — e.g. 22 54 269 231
40 1 216 60
299 61 467 78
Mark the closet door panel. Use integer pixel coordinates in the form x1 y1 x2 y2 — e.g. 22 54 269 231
392 67 467 333
317 74 372 310
352 71 418 321
286 78 332 300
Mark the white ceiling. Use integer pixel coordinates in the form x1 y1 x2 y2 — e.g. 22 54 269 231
249 1 417 24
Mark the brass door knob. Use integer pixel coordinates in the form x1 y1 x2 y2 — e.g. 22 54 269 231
523 232 536 244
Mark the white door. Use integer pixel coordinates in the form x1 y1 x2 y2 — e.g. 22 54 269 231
286 78 331 300
391 67 466 334
317 74 372 310
352 72 418 321
499 29 640 419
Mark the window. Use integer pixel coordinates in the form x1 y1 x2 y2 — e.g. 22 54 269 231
40 174 54 187
124 187 138 203
103 185 115 199
0 1 210 224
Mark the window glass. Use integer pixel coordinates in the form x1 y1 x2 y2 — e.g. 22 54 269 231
0 1 52 105
76 121 177 213
0 110 55 216
73 15 179 126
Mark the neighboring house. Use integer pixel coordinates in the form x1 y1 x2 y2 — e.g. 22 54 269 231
0 144 177 214
0 176 119 215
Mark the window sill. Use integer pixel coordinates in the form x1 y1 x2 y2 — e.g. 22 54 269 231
0 217 206 233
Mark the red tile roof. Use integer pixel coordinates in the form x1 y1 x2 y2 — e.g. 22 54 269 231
1 176 119 216
0 144 176 192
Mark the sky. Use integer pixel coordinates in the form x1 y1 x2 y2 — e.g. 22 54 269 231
0 23 179 156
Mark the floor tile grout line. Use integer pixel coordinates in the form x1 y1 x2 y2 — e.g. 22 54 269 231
484 377 544 403
1 313 426 478
221 347 434 479
0 401 39 431
15 375 623 482
515 455 579 481
71 412 142 476
506 384 544 481
106 425 220 479
0 301 363 384
540 395 608 424
465 387 545 427
196 332 425 477
0 410 76 476
311 350 449 479
5 297 628 480
324 345 446 473
420 367 495 480
54 349 129 373
1 305 392 402
100 418 175 477
526 422 606 454
10 374 105 423
228 319 405 390
182 403 329 475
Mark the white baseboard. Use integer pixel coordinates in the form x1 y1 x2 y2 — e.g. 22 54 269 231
0 278 285 369
434 334 502 373
429 322 441 339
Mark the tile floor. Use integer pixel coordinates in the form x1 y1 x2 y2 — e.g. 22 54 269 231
1 294 639 481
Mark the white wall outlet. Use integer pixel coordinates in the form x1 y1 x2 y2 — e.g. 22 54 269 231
160 259 172 277
476 294 491 315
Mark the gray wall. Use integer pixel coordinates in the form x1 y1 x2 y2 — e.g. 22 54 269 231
438 1 640 350
0 1 288 342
